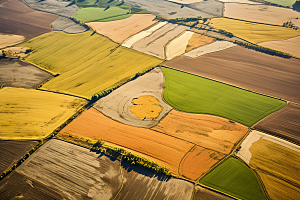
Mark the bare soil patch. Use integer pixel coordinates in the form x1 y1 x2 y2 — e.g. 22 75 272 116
164 46 300 104
130 95 163 119
185 0 223 17
152 110 248 154
59 108 194 175
16 139 123 200
224 3 300 26
0 58 52 88
254 103 300 144
52 16 88 34
0 0 58 40
258 36 300 58
87 14 157 44
94 67 172 128
186 33 215 52
179 145 224 180
0 140 38 173
192 186 234 200
0 34 25 49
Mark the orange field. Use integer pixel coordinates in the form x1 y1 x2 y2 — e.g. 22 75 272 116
151 110 248 154
59 108 194 174
179 146 224 180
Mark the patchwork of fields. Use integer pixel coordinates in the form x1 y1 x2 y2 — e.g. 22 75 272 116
1 0 299 199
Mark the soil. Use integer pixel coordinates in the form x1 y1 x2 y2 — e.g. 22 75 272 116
192 186 234 200
164 46 300 104
185 0 223 17
130 95 163 119
52 16 88 34
0 34 25 49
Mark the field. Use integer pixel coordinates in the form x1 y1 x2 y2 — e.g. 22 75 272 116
72 7 130 22
168 0 204 4
209 18 300 43
237 130 300 199
123 0 213 18
51 16 89 34
258 35 300 58
14 139 123 199
0 140 38 173
115 162 194 200
192 186 234 200
130 95 163 119
0 34 24 49
224 3 300 26
151 110 248 154
184 41 236 58
0 58 52 88
184 0 223 17
94 67 172 128
199 157 266 200
162 67 286 126
179 146 224 180
87 14 157 43
0 0 57 40
132 23 187 59
59 108 194 174
219 0 261 3
24 0 79 17
165 46 300 104
263 0 297 6
0 87 87 140
185 33 215 52
254 103 300 144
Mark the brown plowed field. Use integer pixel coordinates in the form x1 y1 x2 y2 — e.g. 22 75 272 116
254 103 300 144
87 14 157 44
0 140 38 173
0 0 57 40
192 186 234 200
59 108 194 174
151 110 248 154
179 146 224 180
164 46 300 104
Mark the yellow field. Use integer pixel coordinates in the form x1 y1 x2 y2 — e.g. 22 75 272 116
0 87 87 140
209 18 300 43
130 95 163 119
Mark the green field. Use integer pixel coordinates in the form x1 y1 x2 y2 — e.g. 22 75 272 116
162 67 286 126
209 18 300 43
0 87 87 140
19 31 163 99
264 0 296 6
200 157 266 200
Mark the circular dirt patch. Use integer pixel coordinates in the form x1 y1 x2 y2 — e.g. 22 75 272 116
130 95 163 119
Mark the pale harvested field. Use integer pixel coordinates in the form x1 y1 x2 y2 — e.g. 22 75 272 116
115 162 194 200
0 47 31 58
132 23 187 59
224 3 300 26
0 58 52 88
52 16 88 34
185 33 215 52
254 103 300 144
0 34 24 49
152 110 248 154
16 139 123 200
179 146 224 180
94 67 172 128
59 108 194 175
258 36 300 58
165 46 300 104
219 0 261 4
165 31 194 60
122 22 167 48
192 186 234 200
87 14 157 44
184 41 236 58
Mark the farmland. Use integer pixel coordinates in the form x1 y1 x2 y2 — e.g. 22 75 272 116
164 46 300 104
162 67 286 126
263 0 297 6
151 110 248 154
87 14 157 43
0 140 38 173
224 3 300 26
0 87 87 140
59 108 194 174
219 0 261 3
185 33 215 52
254 103 300 144
0 34 24 49
130 95 163 119
184 41 237 58
237 130 300 199
0 0 57 40
132 23 187 59
258 36 300 58
51 16 89 34
185 0 223 17
209 18 300 43
192 186 234 200
179 146 224 180
94 67 172 128
0 58 52 89
199 157 266 200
